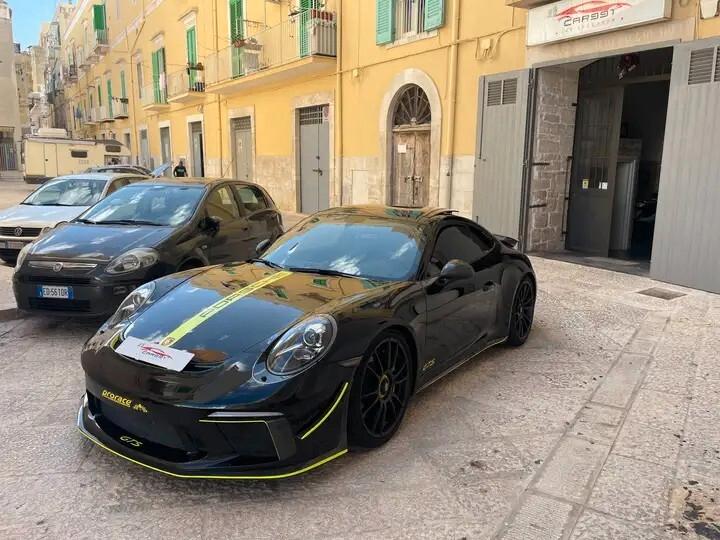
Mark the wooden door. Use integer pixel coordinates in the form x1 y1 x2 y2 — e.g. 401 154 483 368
392 130 430 207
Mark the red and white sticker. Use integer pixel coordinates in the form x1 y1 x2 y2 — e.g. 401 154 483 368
116 336 194 372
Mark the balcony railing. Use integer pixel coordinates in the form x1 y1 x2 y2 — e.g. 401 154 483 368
206 9 337 88
85 107 99 124
113 99 129 119
167 69 206 104
91 28 109 56
141 80 169 110
63 65 78 82
98 105 114 122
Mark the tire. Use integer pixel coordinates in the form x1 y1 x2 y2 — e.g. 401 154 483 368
347 331 413 450
507 276 536 347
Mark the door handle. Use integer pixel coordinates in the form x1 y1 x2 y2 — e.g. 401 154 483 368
312 168 323 176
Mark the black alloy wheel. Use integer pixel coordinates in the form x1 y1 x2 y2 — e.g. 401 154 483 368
348 332 412 449
507 277 535 346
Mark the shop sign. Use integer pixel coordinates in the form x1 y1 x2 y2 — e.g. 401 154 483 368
527 0 672 46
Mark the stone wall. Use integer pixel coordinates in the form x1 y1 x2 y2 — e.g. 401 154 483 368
527 67 578 252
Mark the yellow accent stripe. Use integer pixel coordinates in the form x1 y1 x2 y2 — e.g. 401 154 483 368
300 382 349 440
161 271 292 347
77 427 347 480
198 419 268 424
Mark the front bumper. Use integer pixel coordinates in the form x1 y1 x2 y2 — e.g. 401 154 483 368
77 377 351 479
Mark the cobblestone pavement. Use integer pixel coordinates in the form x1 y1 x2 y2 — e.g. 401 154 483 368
0 257 718 539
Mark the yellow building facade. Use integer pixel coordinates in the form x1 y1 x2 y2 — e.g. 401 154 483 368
57 0 720 226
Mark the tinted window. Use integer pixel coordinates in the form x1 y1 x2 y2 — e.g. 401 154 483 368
71 150 88 158
23 177 107 207
234 185 269 213
79 184 204 226
205 186 240 220
263 215 425 281
427 225 490 277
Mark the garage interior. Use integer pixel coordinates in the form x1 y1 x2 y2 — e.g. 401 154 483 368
527 47 672 276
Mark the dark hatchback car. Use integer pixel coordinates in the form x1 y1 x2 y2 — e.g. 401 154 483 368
13 178 283 316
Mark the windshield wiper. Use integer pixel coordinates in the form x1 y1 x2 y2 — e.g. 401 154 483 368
75 218 97 224
248 258 286 270
287 267 357 279
94 219 164 226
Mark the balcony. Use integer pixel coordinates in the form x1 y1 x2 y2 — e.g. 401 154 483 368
113 99 129 119
141 82 170 112
90 29 109 58
78 53 90 72
205 9 337 95
167 69 206 104
505 0 552 8
84 108 99 125
64 65 78 83
98 105 114 123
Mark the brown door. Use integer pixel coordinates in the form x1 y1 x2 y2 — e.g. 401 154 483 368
392 129 430 207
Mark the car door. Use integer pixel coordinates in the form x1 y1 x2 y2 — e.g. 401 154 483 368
232 184 283 256
420 221 499 381
203 184 247 263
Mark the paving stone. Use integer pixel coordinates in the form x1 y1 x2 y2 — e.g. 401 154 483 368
571 403 624 445
535 436 609 503
624 389 688 431
614 420 682 468
592 353 649 408
588 454 674 526
500 494 574 540
569 509 672 540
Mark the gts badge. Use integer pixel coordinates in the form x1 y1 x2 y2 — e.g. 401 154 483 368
119 435 143 448
422 358 436 373
101 389 149 414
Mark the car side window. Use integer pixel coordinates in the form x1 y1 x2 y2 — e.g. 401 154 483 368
205 186 240 220
426 225 487 277
234 185 269 214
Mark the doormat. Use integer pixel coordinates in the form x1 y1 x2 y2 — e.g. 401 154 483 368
637 287 687 301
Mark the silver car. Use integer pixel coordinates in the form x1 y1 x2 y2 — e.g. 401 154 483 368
0 173 146 264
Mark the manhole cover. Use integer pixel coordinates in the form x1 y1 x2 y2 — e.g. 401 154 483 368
637 287 687 301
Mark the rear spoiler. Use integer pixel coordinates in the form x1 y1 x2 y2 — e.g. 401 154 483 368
494 235 518 249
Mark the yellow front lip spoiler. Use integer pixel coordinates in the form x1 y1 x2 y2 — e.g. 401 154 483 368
77 427 348 480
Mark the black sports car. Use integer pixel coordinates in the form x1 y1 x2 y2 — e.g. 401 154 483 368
78 206 536 479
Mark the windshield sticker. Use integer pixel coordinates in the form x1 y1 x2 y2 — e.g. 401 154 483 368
160 271 293 347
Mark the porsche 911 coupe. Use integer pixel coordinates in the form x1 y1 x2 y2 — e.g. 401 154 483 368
78 206 536 479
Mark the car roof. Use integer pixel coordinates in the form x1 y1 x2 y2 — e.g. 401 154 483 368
316 205 458 224
49 173 149 182
134 177 259 188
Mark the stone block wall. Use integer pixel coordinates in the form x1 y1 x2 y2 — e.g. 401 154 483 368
527 67 579 252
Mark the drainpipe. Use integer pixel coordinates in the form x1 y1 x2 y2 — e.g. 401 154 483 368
214 0 224 177
127 0 147 164
444 0 461 208
335 0 344 205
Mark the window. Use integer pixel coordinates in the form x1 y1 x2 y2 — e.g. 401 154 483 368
105 144 121 153
205 186 240 220
426 225 491 277
234 185 268 214
70 150 88 158
396 0 426 37
136 61 144 99
123 132 131 150
151 48 167 102
376 0 444 45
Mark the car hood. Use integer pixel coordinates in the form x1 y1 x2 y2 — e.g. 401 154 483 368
0 205 88 228
124 263 400 360
27 222 176 261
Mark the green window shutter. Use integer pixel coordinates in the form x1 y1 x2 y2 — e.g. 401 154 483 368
97 84 102 107
120 70 126 98
230 0 244 40
151 49 160 102
93 4 106 31
107 79 113 116
376 0 395 45
424 0 445 31
186 27 197 64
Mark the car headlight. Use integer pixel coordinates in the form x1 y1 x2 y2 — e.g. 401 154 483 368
15 243 31 271
266 315 337 376
106 281 156 327
106 248 159 275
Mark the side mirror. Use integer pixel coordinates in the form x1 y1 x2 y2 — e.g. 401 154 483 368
438 259 474 285
256 238 271 255
200 216 221 233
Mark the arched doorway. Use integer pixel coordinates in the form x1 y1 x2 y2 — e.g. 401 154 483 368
391 84 431 207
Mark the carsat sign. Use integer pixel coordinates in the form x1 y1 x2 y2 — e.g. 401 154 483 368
527 0 672 46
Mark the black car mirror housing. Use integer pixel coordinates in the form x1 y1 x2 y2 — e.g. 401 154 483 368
438 259 474 285
201 216 221 233
256 238 271 255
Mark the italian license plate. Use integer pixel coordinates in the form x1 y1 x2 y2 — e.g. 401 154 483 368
1 241 26 250
36 285 74 299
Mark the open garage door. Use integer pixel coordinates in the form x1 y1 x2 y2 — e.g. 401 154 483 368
651 38 720 293
472 70 531 241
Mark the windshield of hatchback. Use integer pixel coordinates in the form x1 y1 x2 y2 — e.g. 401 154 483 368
78 184 205 226
22 178 107 207
263 215 426 281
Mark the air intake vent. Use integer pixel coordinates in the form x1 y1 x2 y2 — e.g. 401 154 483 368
502 78 518 105
487 81 502 106
715 47 720 82
688 47 715 85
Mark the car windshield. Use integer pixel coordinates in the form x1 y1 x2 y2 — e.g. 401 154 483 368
22 178 107 207
263 214 426 281
78 184 205 226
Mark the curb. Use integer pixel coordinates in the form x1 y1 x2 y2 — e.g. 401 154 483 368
0 304 20 322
